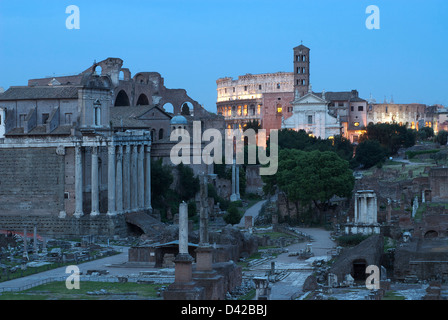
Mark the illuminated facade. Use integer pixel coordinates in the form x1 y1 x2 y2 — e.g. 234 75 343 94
216 72 294 132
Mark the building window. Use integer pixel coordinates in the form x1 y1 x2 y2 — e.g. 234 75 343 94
42 113 50 124
65 113 72 125
338 102 344 107
301 80 306 86
259 85 262 90
277 104 282 113
297 67 300 74
233 87 235 93
19 114 26 127
358 106 363 111
350 106 354 112
277 83 281 89
308 115 313 124
244 86 247 91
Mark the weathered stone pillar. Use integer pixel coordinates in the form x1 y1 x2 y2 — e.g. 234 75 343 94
145 145 152 210
131 144 138 211
230 159 237 201
115 145 124 214
138 145 145 209
179 202 189 255
107 144 116 216
91 146 100 216
74 145 84 218
123 144 131 212
236 164 240 200
199 174 209 246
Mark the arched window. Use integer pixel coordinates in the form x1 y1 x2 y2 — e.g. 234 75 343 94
136 94 149 106
159 128 164 140
114 90 130 106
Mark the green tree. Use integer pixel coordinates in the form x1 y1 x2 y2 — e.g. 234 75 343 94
359 123 416 155
224 205 241 225
263 149 354 223
355 139 387 169
151 158 173 203
436 130 448 145
176 163 200 201
418 126 434 140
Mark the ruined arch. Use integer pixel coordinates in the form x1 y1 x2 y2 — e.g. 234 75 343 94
93 65 102 76
136 94 150 106
115 90 130 107
163 103 174 114
424 230 438 239
181 102 194 116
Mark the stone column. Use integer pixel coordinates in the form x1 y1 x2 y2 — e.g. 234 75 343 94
123 144 131 212
179 202 189 255
74 145 84 218
131 144 138 211
138 145 145 210
230 159 237 201
115 145 124 214
91 146 100 216
360 196 367 223
144 145 152 210
199 174 209 246
107 144 116 216
236 164 240 200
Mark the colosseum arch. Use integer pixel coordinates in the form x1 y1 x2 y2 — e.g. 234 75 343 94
136 94 150 106
115 90 131 106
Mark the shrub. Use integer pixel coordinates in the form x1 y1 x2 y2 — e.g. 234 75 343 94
224 206 241 225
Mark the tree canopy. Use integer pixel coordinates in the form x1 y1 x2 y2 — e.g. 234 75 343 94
354 139 387 169
359 123 416 156
263 149 355 209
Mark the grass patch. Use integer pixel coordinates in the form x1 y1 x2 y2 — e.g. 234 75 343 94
0 281 167 300
406 149 440 159
382 291 406 300
237 289 256 300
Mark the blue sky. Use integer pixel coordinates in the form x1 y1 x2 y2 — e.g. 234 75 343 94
0 0 447 111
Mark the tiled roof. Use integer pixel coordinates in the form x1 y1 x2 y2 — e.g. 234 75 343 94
0 86 80 101
314 91 366 102
110 105 157 128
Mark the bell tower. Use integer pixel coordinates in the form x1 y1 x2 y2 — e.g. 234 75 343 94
293 44 310 99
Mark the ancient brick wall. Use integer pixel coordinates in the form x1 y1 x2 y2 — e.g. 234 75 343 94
0 214 127 238
0 148 65 215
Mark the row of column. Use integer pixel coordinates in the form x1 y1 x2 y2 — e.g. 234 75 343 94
74 143 151 218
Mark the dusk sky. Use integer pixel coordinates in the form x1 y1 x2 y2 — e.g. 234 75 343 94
0 0 447 111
